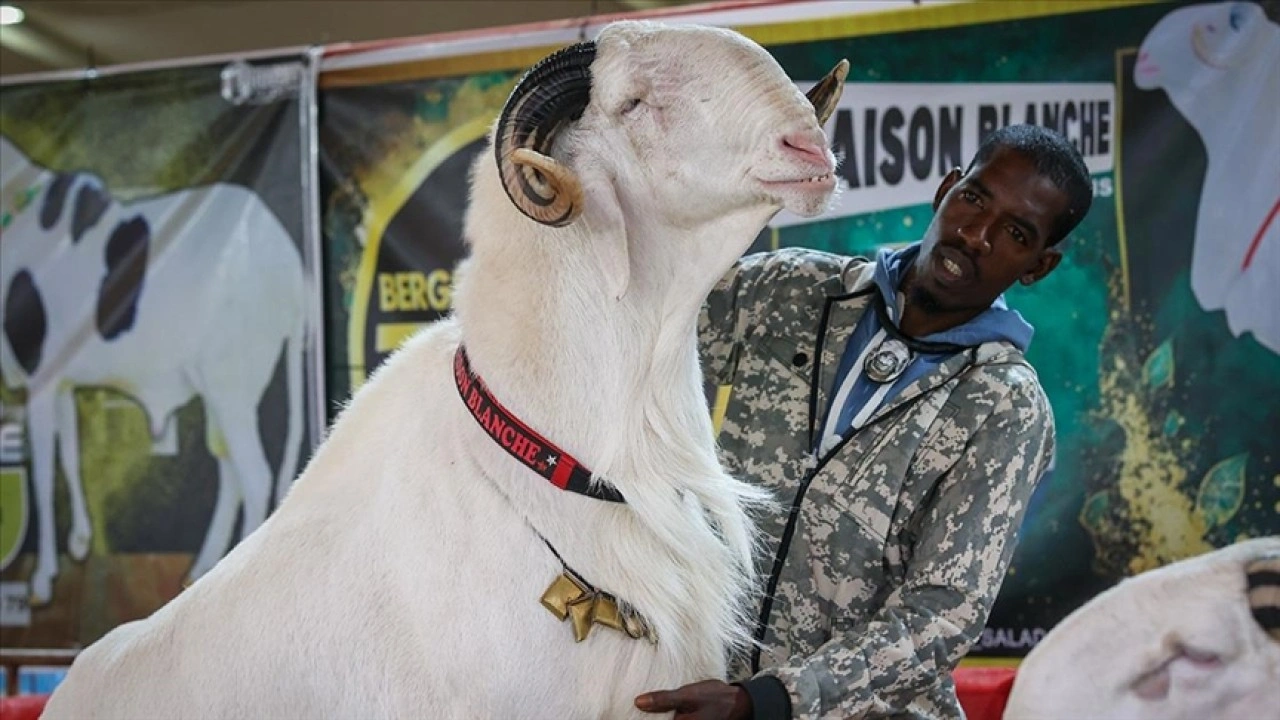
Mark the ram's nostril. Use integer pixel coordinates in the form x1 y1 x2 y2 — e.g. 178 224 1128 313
781 133 827 163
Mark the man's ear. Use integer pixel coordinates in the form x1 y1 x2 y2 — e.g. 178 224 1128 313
933 167 963 211
1021 247 1062 285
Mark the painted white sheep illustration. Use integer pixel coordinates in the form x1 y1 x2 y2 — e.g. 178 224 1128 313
0 136 306 605
41 21 845 719
1134 1 1280 353
1005 537 1280 720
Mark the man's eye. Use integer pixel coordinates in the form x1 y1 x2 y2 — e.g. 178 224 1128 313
960 189 979 203
1009 227 1027 244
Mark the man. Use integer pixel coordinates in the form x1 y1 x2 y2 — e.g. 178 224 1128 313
636 124 1093 719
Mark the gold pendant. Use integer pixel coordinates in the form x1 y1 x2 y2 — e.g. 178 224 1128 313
567 594 596 642
539 572 588 620
539 571 657 644
591 595 624 632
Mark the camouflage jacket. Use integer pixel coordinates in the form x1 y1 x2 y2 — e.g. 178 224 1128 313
699 249 1054 720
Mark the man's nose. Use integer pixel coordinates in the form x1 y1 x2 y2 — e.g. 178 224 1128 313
957 222 992 255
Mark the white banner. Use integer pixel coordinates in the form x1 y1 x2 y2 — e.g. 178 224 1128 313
774 82 1116 226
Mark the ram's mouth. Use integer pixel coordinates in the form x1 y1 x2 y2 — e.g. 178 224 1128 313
1129 643 1224 700
1135 60 1160 76
759 172 837 188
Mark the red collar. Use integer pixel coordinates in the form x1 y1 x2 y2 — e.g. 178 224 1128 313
453 346 625 504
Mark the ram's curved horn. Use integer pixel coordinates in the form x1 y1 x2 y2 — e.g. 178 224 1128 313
495 42 596 227
805 59 849 126
1246 552 1280 642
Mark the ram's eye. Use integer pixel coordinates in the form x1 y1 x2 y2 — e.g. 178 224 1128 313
1229 4 1246 31
621 98 643 114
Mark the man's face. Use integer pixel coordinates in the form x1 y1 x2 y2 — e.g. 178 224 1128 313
910 147 1069 314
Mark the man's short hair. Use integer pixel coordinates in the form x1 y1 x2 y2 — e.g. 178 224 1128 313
966 125 1093 246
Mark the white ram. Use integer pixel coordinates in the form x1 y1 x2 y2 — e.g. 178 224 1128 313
41 20 846 719
1005 536 1280 720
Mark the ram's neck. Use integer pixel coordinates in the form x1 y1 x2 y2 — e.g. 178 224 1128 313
453 230 705 484
451 204 767 495
1166 56 1276 145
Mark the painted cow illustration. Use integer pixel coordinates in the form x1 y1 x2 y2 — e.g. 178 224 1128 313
1135 1 1280 353
0 136 306 605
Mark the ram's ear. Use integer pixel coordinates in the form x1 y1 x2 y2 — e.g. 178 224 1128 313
577 166 629 301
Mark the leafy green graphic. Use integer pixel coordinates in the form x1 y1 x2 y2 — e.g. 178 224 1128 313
1143 338 1174 389
1196 454 1248 530
1080 491 1110 535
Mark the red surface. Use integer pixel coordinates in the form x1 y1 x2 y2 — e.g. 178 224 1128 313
0 694 50 720
954 666 1017 720
0 669 1014 720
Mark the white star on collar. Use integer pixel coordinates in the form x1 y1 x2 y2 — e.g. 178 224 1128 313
546 454 557 466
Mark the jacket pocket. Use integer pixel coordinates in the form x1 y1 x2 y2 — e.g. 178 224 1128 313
826 420 906 541
805 489 892 614
804 439 899 611
748 328 813 385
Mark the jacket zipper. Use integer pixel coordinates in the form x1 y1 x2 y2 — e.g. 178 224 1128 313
752 286 879 673
749 408 904 672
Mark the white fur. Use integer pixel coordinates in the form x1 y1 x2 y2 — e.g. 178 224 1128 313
1005 537 1280 720
41 21 838 719
1134 1 1280 353
0 137 306 605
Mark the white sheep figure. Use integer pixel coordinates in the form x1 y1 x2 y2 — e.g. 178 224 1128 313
40 21 846 719
1004 536 1280 720
0 136 306 605
1134 1 1280 353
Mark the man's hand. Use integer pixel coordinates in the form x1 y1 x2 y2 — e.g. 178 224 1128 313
634 680 752 719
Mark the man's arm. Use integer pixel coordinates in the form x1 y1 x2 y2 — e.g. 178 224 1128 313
756 368 1055 719
700 248 843 388
698 255 756 387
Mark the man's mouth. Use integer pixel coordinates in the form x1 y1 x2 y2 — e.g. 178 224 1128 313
932 246 973 286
